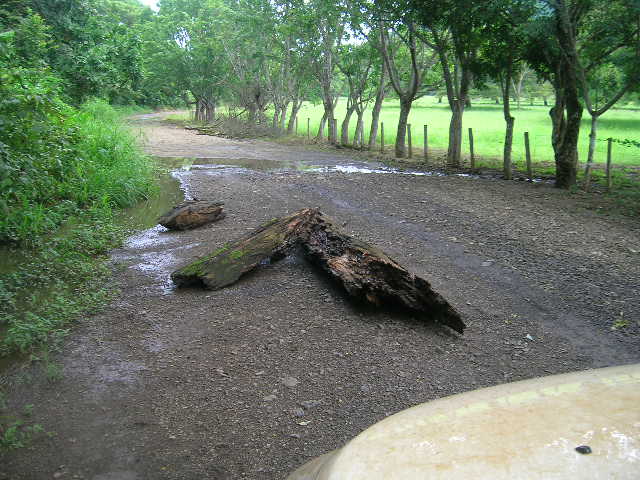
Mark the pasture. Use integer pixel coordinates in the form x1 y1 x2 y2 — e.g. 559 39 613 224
296 97 640 170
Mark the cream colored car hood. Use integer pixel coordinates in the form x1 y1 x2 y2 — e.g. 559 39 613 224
287 364 640 480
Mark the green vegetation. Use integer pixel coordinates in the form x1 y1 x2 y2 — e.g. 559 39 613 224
0 209 129 355
296 97 640 168
1 7 156 358
0 418 44 451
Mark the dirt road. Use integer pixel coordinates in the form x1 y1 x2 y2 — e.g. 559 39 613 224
2 112 639 479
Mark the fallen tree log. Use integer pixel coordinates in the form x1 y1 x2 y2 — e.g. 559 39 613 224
171 209 318 289
171 208 465 333
302 212 465 333
158 200 225 230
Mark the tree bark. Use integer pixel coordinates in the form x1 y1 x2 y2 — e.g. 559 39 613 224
172 209 317 290
315 111 327 141
172 208 465 333
549 0 584 189
395 99 412 158
158 201 225 231
287 98 303 134
368 63 387 149
354 111 364 149
272 106 281 129
341 105 356 146
447 105 463 168
501 61 515 180
279 101 289 131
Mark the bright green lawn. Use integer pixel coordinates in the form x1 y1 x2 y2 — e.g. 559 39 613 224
296 96 640 168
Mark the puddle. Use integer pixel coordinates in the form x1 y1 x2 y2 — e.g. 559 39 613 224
160 156 299 172
156 156 446 177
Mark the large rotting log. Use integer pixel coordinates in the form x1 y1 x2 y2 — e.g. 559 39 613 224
171 208 318 289
171 208 465 333
158 200 225 230
302 212 465 333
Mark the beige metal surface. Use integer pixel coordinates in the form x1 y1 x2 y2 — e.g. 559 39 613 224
287 364 640 480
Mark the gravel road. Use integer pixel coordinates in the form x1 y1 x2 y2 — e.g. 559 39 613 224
2 112 638 480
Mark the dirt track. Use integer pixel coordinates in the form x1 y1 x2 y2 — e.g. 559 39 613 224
2 112 639 479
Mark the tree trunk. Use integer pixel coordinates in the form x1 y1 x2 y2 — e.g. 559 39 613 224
287 99 303 134
324 99 336 144
341 105 356 146
395 99 412 158
204 99 216 123
195 97 205 122
279 102 289 131
502 63 515 180
272 106 281 129
504 117 515 180
247 104 257 124
550 92 582 188
315 111 327 141
447 104 463 168
368 66 386 149
550 0 583 188
354 111 364 149
172 208 465 334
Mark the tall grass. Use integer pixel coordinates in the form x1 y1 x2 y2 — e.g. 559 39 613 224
0 100 156 356
296 97 640 168
0 99 155 244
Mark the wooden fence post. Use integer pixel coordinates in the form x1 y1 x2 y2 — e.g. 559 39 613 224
606 137 613 192
423 125 428 163
380 122 385 153
524 132 533 181
468 128 475 171
407 124 413 159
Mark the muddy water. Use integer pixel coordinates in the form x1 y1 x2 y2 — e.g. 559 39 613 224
157 155 451 177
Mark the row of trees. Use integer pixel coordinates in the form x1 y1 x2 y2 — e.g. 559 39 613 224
145 0 639 188
4 0 638 189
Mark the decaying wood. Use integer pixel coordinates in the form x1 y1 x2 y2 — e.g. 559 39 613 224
171 209 317 289
158 200 225 230
171 208 465 333
302 212 465 333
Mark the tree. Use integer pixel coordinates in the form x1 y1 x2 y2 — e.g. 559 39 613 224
378 17 436 157
524 0 639 188
477 0 534 179
337 41 376 146
148 0 229 121
579 7 640 189
412 0 485 168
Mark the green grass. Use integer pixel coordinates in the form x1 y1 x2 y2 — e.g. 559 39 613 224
0 100 157 356
0 100 156 244
295 96 640 168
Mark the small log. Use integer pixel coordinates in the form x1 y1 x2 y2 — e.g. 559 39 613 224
171 208 465 333
158 200 225 231
171 209 317 289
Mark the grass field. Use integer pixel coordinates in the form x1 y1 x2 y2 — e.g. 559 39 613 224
295 96 640 169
